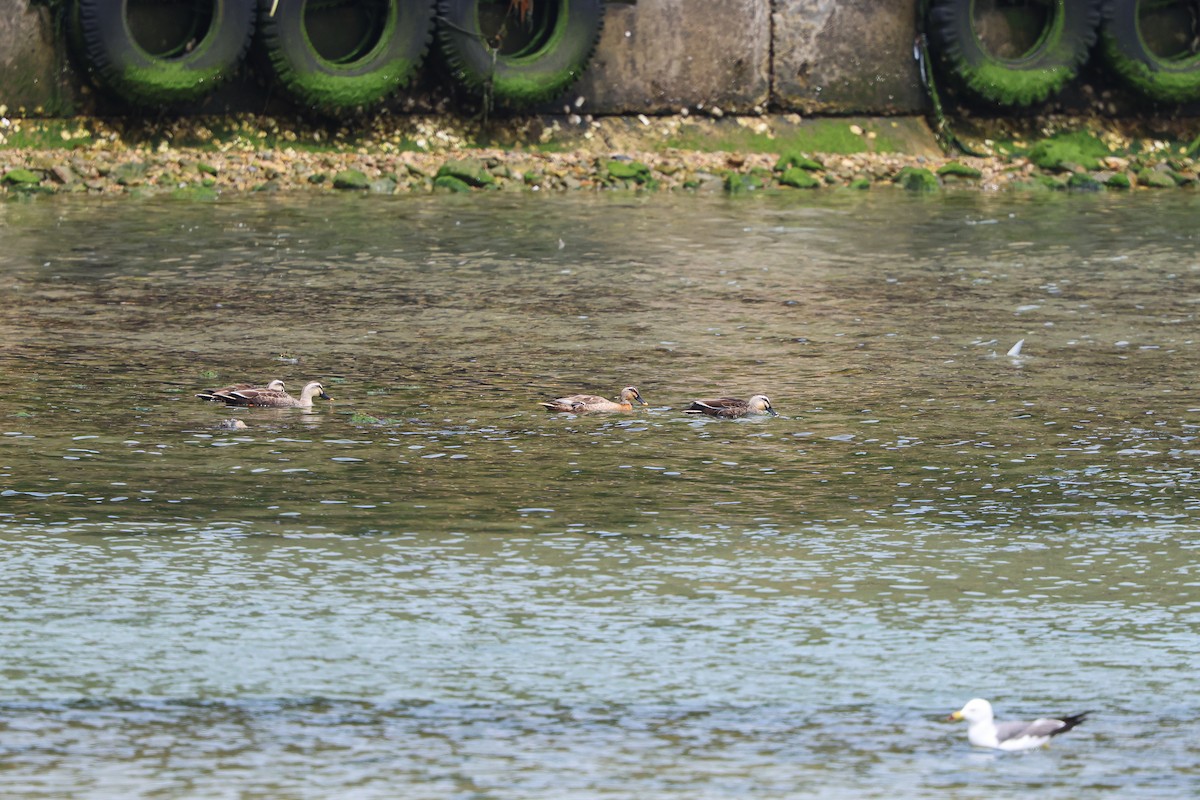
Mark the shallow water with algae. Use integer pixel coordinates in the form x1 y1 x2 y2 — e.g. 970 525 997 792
1 191 1198 798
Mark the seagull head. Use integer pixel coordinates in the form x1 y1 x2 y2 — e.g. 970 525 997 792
948 698 993 724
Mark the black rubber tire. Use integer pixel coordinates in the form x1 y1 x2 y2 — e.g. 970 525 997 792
69 0 256 106
258 0 436 113
929 0 1103 106
1101 0 1200 103
436 0 605 108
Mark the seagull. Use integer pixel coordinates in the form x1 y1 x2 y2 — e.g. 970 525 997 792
949 698 1090 751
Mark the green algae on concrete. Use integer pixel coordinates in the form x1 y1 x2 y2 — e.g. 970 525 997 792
433 174 472 193
774 152 823 172
168 185 219 201
332 169 370 190
936 161 981 179
894 166 938 191
724 172 756 194
1039 174 1069 191
1138 169 1177 189
0 119 94 149
2 168 42 185
725 167 779 194
665 117 926 157
778 166 820 188
436 159 495 187
1028 132 1109 172
605 159 651 183
1067 172 1103 192
2 113 937 164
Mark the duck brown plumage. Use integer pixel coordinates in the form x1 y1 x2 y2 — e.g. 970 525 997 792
684 394 776 418
540 386 648 413
212 381 332 408
197 379 284 402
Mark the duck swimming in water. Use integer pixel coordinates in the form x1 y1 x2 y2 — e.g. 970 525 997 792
211 381 332 408
540 386 648 413
684 394 776 418
196 379 284 402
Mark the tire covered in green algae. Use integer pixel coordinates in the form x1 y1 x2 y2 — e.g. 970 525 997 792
69 0 256 106
1100 0 1200 103
436 0 606 109
928 0 1103 106
259 0 436 113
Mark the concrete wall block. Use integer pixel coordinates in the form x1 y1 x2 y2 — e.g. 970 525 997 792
0 2 77 115
575 0 772 116
773 0 925 114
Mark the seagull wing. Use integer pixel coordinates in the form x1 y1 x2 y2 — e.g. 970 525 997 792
995 719 1057 742
996 711 1089 744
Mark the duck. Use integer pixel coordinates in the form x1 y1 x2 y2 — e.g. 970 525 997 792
196 379 284 402
684 394 777 418
212 381 332 408
540 386 648 413
949 698 1090 751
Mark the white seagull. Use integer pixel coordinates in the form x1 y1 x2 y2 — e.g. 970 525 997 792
949 698 1090 751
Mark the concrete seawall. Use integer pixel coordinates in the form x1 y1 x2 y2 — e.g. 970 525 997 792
0 0 923 117
578 0 923 115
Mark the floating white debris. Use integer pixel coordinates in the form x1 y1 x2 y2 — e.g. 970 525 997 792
1006 339 1025 357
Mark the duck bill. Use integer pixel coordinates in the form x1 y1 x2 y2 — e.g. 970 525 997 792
320 392 332 401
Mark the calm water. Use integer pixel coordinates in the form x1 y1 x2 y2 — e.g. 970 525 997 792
0 189 1198 798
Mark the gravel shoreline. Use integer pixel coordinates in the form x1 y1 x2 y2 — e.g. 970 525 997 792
2 114 1197 196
